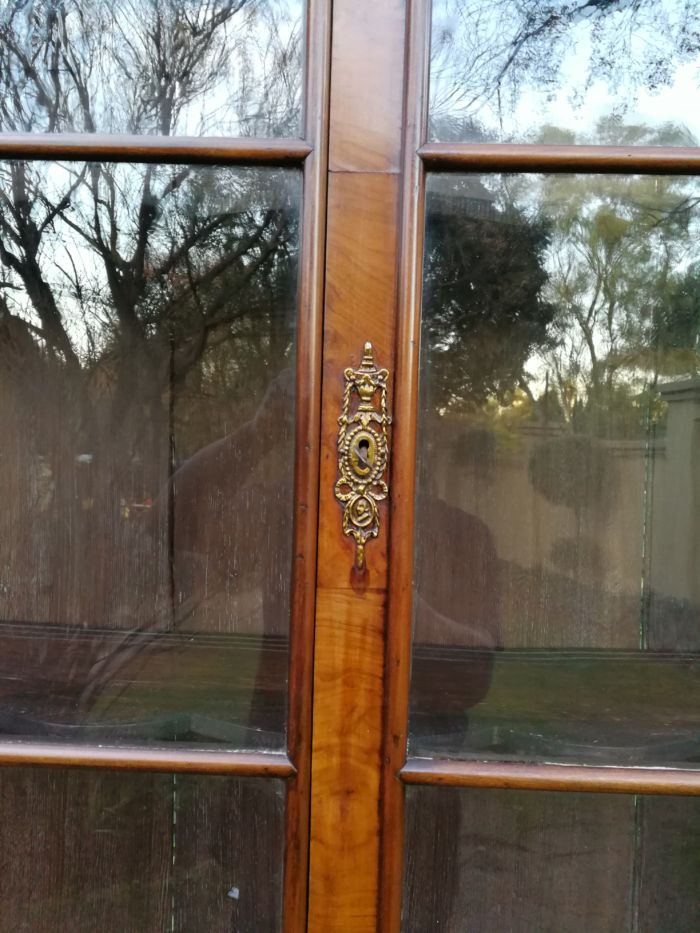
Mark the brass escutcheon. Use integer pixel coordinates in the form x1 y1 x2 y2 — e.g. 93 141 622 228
334 342 391 571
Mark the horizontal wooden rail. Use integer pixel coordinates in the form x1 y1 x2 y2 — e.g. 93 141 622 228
401 757 700 795
0 133 312 164
419 143 700 174
0 741 295 776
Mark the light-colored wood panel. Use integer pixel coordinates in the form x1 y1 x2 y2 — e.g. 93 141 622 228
308 169 400 931
309 588 386 929
328 0 406 173
316 172 399 591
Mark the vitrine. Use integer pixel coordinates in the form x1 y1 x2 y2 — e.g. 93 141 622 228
1 1 699 931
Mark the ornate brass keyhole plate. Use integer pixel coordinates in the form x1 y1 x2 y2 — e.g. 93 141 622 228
334 342 391 571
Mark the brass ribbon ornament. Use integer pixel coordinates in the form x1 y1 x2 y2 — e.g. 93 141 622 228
334 342 391 571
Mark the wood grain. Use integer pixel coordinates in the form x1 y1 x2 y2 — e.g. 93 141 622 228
0 769 286 933
403 786 637 933
307 167 400 931
174 776 286 933
637 795 700 931
328 0 406 172
403 786 700 932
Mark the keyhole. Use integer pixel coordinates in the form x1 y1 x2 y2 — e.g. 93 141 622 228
351 434 375 476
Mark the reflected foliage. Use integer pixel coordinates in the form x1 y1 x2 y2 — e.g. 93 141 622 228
422 175 555 412
411 171 700 768
422 170 700 436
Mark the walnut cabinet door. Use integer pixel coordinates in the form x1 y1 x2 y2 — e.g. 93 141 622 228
1 1 700 932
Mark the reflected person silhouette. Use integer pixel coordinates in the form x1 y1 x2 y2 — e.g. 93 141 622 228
170 365 294 743
410 458 500 753
406 461 501 933
81 366 295 746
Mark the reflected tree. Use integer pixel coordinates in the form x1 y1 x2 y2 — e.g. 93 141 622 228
528 162 700 437
0 0 302 635
422 174 555 414
0 0 301 135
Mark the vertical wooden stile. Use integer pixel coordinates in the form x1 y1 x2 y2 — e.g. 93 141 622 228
307 1 409 929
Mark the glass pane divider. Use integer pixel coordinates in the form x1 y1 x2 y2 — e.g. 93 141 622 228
0 741 295 777
419 142 700 173
378 0 431 929
401 757 700 796
0 133 312 165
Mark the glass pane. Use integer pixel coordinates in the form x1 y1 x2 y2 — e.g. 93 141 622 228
410 172 700 766
430 0 700 145
403 786 700 933
0 768 284 932
0 0 303 137
0 161 300 748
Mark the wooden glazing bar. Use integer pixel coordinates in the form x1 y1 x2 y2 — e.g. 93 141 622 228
419 142 700 174
401 758 700 795
0 133 311 164
283 0 332 929
0 742 295 776
379 0 431 931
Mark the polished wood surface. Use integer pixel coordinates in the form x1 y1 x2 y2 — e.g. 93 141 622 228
306 0 406 906
284 0 331 928
0 132 312 164
419 142 700 173
308 166 399 932
307 7 407 932
402 758 700 795
328 0 406 172
380 0 430 929
0 743 294 776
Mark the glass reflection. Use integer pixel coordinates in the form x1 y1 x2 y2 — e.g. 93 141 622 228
0 0 303 137
0 160 300 747
411 172 700 766
403 787 700 932
0 769 285 932
430 0 700 145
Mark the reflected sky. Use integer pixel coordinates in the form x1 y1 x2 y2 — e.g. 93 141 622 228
0 0 303 136
430 0 700 144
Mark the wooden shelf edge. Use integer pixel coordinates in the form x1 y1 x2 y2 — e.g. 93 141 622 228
401 757 700 795
0 133 312 164
418 142 700 174
0 742 296 777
